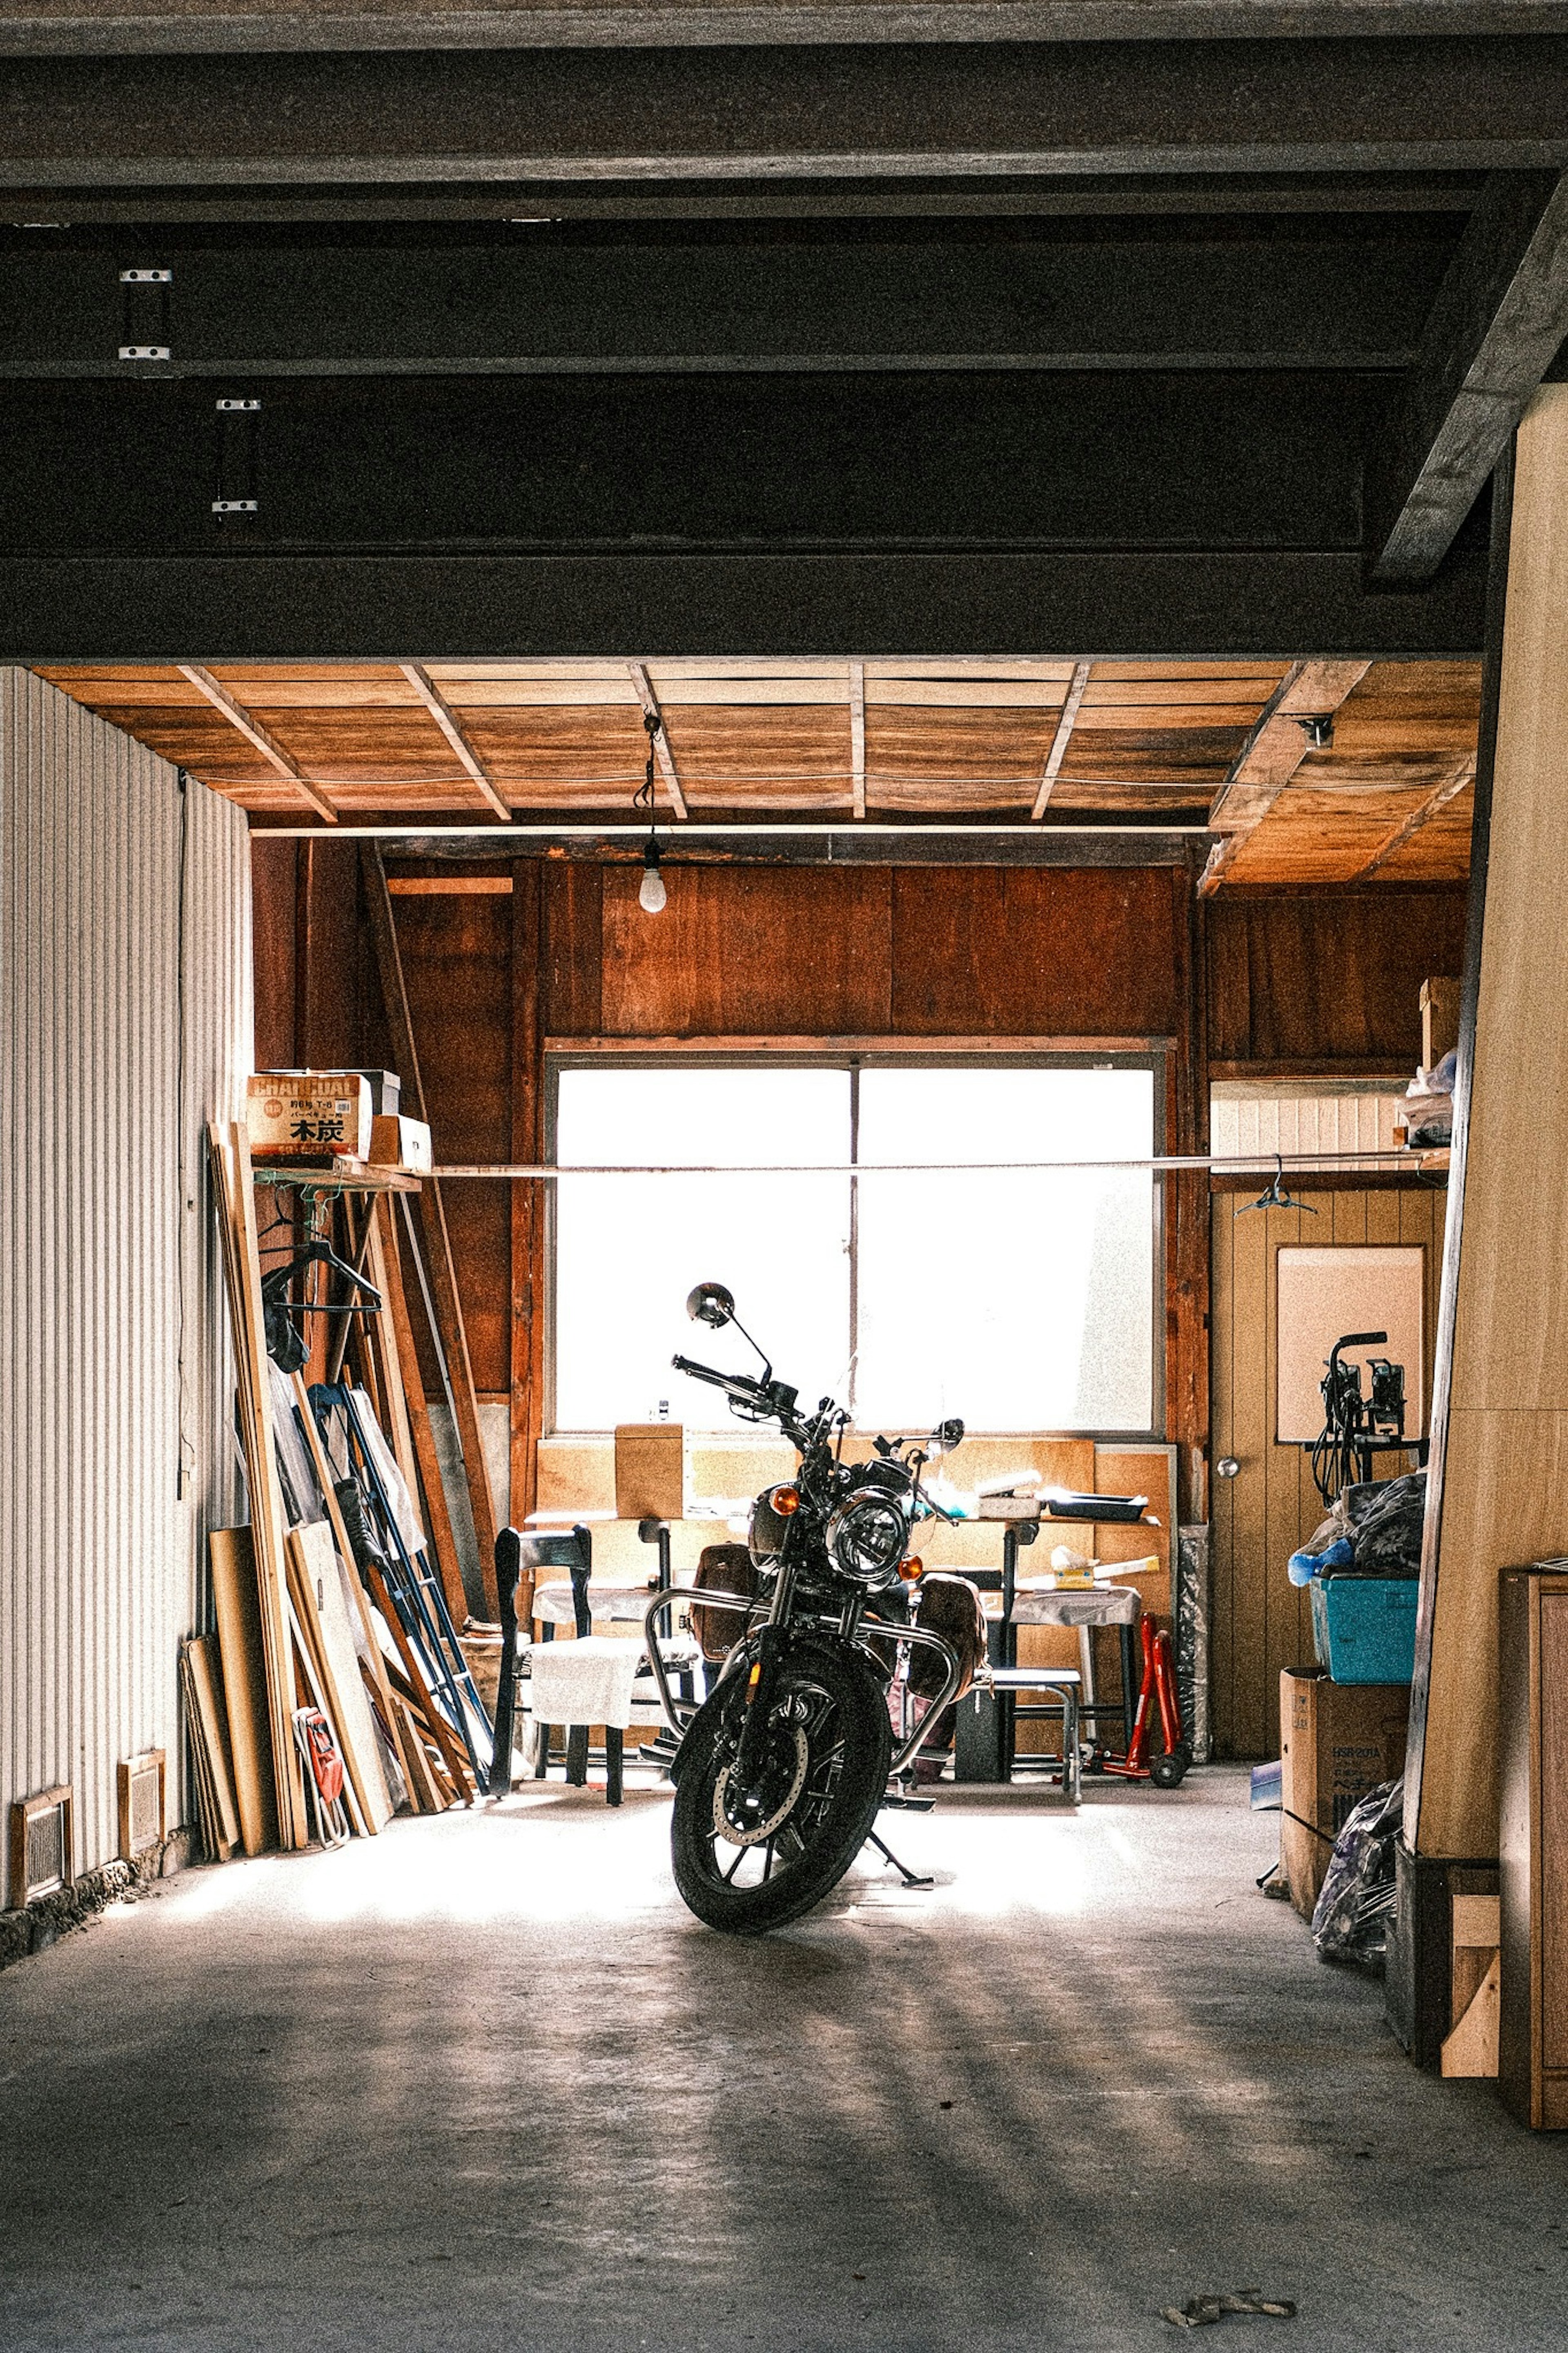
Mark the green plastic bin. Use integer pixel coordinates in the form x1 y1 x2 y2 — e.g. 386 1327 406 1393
1310 1575 1418 1686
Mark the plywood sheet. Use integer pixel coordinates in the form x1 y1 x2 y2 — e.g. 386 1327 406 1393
209 1526 278 1858
1276 1244 1426 1442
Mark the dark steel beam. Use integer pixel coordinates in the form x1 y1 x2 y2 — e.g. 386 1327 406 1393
0 370 1381 553
0 169 1485 224
0 546 1489 660
0 221 1455 375
2 40 1568 193
0 2 1562 53
1371 167 1568 582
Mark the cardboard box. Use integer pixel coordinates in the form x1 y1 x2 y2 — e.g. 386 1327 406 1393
614 1423 688 1523
355 1068 401 1116
247 1072 371 1163
1420 975 1461 1071
1279 1666 1410 1840
369 1114 432 1174
1280 1810 1336 1921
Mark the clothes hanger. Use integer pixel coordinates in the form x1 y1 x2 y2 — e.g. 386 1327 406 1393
1234 1152 1319 1218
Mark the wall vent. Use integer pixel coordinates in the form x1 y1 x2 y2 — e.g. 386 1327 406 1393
118 1751 167 1864
9 1786 74 1906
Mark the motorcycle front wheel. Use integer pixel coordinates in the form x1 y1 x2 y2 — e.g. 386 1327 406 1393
671 1639 893 1935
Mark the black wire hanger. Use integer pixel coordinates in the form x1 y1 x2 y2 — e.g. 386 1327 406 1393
1235 1152 1319 1218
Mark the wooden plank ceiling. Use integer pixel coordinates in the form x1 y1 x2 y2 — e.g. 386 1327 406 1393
31 656 1479 888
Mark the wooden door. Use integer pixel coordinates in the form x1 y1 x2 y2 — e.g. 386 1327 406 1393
1209 1187 1446 1758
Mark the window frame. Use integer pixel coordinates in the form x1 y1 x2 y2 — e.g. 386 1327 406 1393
543 1046 1167 1442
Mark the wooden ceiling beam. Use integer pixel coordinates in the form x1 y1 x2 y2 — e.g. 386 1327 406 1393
176 663 338 823
849 661 866 819
627 662 688 818
1354 754 1477 879
1372 169 1568 585
399 661 510 819
1031 660 1092 819
1197 657 1371 896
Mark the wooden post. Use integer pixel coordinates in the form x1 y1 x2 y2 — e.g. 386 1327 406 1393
1406 385 1568 1868
1171 852 1212 1531
510 860 544 1612
361 844 500 1610
376 1203 471 1624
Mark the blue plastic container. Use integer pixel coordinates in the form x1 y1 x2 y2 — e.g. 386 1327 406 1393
1310 1575 1418 1685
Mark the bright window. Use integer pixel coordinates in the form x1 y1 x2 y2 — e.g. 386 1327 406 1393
550 1061 1158 1435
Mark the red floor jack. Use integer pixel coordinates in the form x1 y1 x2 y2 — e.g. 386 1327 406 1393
1088 1615 1192 1787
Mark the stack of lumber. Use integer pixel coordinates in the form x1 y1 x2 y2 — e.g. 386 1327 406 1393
190 1120 489 1859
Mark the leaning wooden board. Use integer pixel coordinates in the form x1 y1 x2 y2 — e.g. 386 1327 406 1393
181 1633 241 1860
209 1527 278 1857
210 1123 310 1848
287 1521 395 1834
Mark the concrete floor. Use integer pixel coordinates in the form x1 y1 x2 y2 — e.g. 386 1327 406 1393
2 1767 1565 2351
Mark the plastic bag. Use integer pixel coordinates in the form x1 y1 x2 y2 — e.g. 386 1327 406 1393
1341 1471 1426 1576
1311 1777 1403 1969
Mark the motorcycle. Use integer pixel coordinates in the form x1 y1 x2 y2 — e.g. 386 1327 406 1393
640 1280 985 1936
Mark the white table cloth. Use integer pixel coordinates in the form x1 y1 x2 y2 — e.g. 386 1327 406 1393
525 1637 642 1731
1005 1581 1141 1628
532 1577 683 1627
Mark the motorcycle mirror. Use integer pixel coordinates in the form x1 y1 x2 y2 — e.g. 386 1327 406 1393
933 1416 965 1453
686 1280 736 1329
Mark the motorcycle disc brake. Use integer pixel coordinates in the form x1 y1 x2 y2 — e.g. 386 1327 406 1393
713 1725 809 1847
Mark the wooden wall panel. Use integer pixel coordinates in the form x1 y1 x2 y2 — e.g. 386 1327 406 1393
1208 1184 1446 1759
393 892 514 1395
599 865 894 1037
296 841 375 1075
250 836 297 1071
541 860 604 1037
888 866 1182 1037
1208 886 1469 1073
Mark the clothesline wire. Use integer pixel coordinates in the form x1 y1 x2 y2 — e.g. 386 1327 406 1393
428 1148 1445 1180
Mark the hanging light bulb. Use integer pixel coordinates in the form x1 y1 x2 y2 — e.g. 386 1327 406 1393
639 834 667 914
635 707 668 913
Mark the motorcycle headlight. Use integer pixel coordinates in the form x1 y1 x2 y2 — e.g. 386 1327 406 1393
827 1490 910 1588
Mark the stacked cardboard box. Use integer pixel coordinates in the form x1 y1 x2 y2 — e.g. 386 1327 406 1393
1278 1668 1410 1919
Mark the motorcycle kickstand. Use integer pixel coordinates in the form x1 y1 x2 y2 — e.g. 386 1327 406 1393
864 1828 935 1889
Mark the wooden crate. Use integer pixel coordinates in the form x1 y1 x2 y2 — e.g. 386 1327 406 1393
614 1423 689 1523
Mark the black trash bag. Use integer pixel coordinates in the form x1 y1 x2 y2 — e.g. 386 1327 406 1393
1341 1471 1426 1576
1312 1777 1403 1969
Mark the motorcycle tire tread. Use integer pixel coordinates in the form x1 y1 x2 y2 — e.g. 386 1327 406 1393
671 1637 893 1937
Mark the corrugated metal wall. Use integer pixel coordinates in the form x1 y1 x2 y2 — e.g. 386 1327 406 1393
0 669 252 1880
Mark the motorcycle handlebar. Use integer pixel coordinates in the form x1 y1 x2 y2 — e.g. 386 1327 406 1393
671 1352 770 1404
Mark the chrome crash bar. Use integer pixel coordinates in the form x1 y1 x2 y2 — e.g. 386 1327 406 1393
637 1586 962 1779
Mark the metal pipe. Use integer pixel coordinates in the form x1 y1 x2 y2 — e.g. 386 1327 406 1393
431 1147 1443 1178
